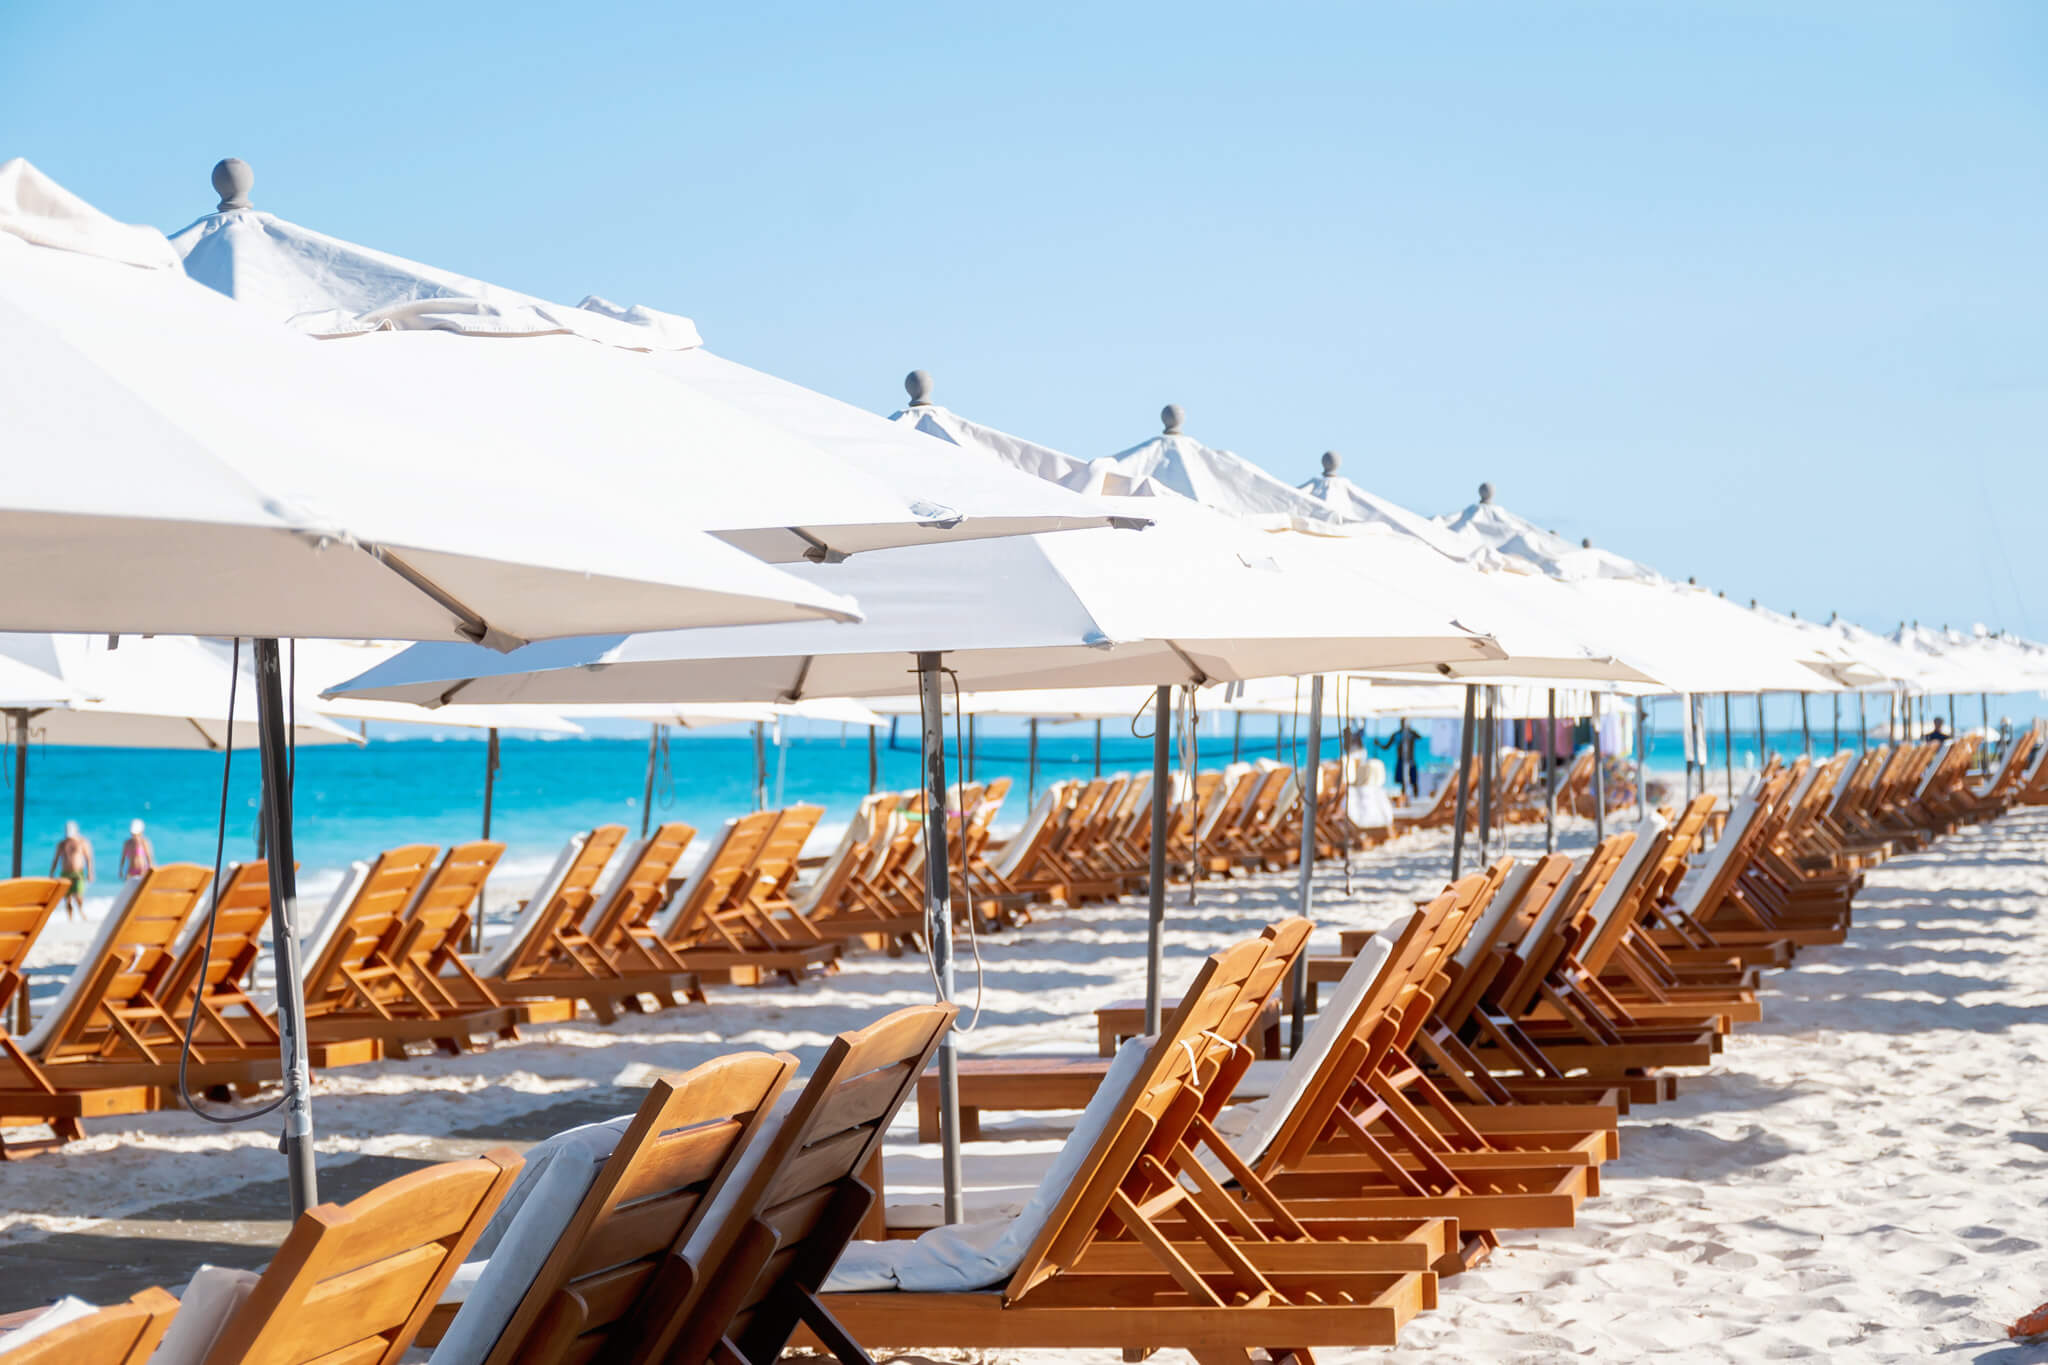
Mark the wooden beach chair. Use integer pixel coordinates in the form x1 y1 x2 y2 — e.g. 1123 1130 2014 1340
817 940 1446 1358
421 1049 798 1365
480 826 671 1021
913 917 1314 1143
0 878 153 1156
522 821 708 1020
623 1004 957 1365
0 1289 180 1365
19 865 287 1094
374 841 577 1034
659 807 838 985
0 1152 519 1365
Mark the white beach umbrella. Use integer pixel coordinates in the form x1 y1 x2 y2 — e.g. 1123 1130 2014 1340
170 163 1141 563
328 496 1502 707
902 391 1670 688
0 158 870 1215
1295 451 1507 565
331 476 1505 1221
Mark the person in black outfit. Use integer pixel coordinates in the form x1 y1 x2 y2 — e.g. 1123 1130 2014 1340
1377 720 1420 797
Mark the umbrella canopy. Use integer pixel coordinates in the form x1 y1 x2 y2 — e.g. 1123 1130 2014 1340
1 159 858 644
908 396 1677 688
0 634 359 748
1295 451 1506 565
328 492 1505 706
170 166 1140 563
1888 623 2037 695
1437 484 1662 584
1434 484 1847 693
259 639 582 735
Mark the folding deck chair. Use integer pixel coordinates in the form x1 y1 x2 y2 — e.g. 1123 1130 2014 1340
819 939 1447 1359
0 877 152 1156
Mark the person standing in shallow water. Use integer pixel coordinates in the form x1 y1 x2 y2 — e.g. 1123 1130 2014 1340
49 821 93 918
120 819 155 880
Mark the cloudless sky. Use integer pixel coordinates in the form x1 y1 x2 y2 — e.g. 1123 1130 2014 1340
6 1 2045 638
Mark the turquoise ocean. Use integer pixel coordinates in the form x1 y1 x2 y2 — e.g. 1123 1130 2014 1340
5 717 1854 891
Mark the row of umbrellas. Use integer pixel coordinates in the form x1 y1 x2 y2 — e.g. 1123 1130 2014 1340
5 154 2041 1222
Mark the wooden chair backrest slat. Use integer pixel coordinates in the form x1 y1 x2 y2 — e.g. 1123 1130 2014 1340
480 1052 797 1365
205 1151 522 1365
0 1288 180 1365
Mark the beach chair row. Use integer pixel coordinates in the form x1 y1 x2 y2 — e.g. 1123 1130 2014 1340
3 730 2036 1359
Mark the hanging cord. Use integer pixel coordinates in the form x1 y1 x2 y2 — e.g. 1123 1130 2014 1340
179 639 284 1123
917 668 983 1032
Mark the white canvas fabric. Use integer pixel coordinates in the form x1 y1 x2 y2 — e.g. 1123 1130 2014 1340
926 407 1660 691
328 493 1504 708
428 1114 635 1365
478 835 590 979
653 818 736 939
1 163 860 644
0 634 357 750
151 1266 260 1365
171 203 1135 564
1207 932 1397 1170
1580 815 1668 943
0 159 177 268
1673 798 1758 914
0 1296 99 1353
1453 865 1535 972
824 1038 1152 1293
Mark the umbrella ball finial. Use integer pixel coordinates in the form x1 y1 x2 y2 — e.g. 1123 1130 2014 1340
1320 450 1341 476
1478 481 1495 504
904 369 934 406
211 158 254 211
1581 537 1593 549
1161 404 1185 435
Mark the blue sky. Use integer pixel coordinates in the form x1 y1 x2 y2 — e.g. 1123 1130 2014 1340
6 1 2045 638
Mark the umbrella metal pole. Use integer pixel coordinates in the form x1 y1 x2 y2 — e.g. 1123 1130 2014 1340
1449 686 1476 880
1722 692 1734 796
1948 694 1956 739
1093 718 1103 778
1231 711 1242 764
1755 692 1766 770
477 726 499 953
1800 693 1811 757
1982 692 1992 769
10 711 25 1033
915 653 963 1223
1027 718 1039 808
966 713 976 783
1857 692 1867 751
752 723 767 812
1635 697 1649 822
1832 694 1840 754
1544 690 1557 854
1289 675 1323 1057
867 725 879 794
252 639 317 1218
1591 692 1606 842
1477 688 1495 861
1144 687 1172 1035
1276 715 1285 761
641 724 659 838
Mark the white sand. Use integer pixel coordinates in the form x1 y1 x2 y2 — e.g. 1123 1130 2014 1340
4 807 2046 1361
